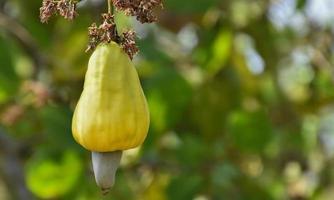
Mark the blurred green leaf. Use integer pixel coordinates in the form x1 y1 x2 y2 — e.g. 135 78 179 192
39 105 77 149
226 109 273 153
191 70 241 137
204 29 233 75
165 0 221 13
26 150 82 199
211 162 239 189
146 67 192 132
175 134 209 168
167 174 202 200
0 36 19 103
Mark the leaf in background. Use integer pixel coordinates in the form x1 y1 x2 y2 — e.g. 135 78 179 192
26 150 82 199
237 177 274 200
211 162 239 188
141 174 169 200
204 29 233 76
109 171 135 200
52 30 89 81
226 109 273 153
191 70 241 137
137 36 174 66
175 134 209 168
39 105 78 150
165 0 221 14
0 36 19 103
115 11 133 33
313 70 334 100
145 67 192 132
167 173 202 200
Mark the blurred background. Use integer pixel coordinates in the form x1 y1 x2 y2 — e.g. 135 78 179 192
0 0 334 199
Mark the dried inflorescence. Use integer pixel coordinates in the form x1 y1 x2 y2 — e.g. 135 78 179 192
57 0 77 20
99 14 121 44
40 0 57 23
40 0 162 59
86 23 102 52
40 0 78 23
86 13 138 59
85 14 119 53
120 30 138 60
112 0 163 23
84 0 163 58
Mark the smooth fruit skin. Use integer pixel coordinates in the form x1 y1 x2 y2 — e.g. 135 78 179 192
72 42 150 152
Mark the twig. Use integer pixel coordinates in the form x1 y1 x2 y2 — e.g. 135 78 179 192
108 0 113 14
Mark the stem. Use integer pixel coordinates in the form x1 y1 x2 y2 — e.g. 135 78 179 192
108 0 113 14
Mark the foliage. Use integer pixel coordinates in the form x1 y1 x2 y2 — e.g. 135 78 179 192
1 0 334 199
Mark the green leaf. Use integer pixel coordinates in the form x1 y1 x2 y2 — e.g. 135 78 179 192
165 0 221 13
145 67 192 132
0 36 19 103
39 105 78 150
226 109 273 153
204 29 233 76
26 150 83 199
167 174 202 200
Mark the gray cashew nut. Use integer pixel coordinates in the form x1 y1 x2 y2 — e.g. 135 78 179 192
92 151 122 194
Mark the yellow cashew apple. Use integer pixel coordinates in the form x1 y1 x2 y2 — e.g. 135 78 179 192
72 42 150 152
71 42 150 193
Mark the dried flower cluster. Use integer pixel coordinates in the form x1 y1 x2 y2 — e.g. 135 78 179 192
120 30 138 60
86 14 119 53
40 0 163 59
40 0 78 23
112 0 163 23
86 13 138 59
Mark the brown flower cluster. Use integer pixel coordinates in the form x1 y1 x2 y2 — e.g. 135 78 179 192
120 30 138 60
86 13 138 60
86 14 120 52
40 0 78 23
40 0 163 59
112 0 163 23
